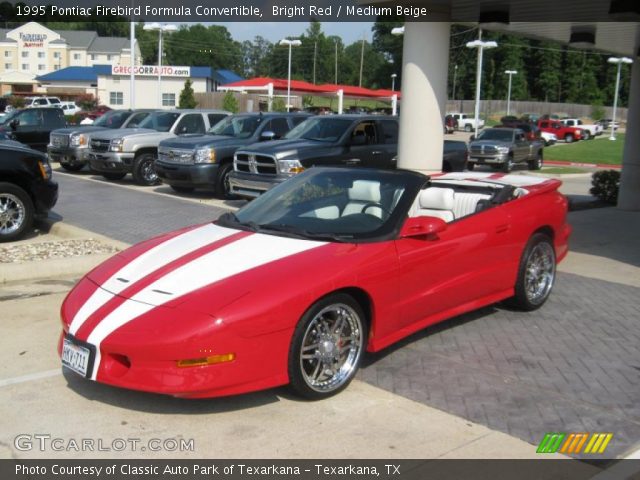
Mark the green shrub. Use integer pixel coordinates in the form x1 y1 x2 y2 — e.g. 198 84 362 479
179 79 197 109
590 170 620 204
591 104 605 122
272 97 286 112
222 91 239 113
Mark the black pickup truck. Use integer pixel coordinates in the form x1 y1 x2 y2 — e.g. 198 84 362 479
229 115 468 199
0 141 58 241
0 107 66 151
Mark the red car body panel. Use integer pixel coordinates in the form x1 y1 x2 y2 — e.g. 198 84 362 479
537 119 582 141
59 172 570 398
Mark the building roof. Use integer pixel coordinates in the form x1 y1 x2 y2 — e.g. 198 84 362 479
87 37 129 53
0 29 15 43
214 69 244 85
54 30 98 49
36 65 240 82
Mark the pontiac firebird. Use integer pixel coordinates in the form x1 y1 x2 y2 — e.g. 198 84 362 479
59 167 570 399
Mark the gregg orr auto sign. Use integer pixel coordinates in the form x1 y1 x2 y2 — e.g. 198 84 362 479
112 65 191 77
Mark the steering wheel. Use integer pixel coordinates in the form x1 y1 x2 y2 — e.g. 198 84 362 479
360 202 391 217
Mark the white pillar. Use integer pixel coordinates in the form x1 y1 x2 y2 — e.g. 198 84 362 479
397 21 451 174
130 21 135 109
617 49 640 211
337 89 344 114
267 83 274 112
391 94 398 116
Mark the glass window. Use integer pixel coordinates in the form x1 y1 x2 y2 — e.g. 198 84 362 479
53 52 61 59
264 117 290 138
4 63 10 69
43 109 64 123
21 51 28 58
125 112 150 127
208 115 260 139
175 114 205 134
89 54 95 60
17 109 41 126
162 93 175 107
73 53 81 60
38 64 45 71
285 117 353 142
4 51 10 58
476 129 514 142
21 63 28 70
138 112 181 132
37 52 45 58
380 120 398 144
109 91 124 105
207 113 227 128
351 121 379 145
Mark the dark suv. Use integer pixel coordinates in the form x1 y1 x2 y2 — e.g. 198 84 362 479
0 142 58 242
0 107 67 151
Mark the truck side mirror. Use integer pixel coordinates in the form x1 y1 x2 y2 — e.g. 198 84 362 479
260 130 276 141
9 119 19 130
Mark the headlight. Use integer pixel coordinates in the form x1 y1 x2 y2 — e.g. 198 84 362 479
278 159 305 175
69 133 87 147
194 147 216 164
497 146 510 154
109 138 124 152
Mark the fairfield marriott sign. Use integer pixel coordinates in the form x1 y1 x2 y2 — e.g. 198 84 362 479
112 65 190 77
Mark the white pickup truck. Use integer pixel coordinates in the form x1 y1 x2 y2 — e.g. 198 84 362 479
447 113 485 132
560 118 603 140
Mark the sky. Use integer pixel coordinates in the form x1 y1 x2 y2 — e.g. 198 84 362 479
211 22 375 45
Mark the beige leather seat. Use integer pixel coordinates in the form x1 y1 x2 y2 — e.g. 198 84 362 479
342 180 382 218
414 188 455 222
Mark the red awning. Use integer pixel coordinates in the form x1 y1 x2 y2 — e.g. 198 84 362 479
223 78 399 98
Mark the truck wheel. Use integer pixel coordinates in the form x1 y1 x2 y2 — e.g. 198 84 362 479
565 134 574 143
0 183 34 243
467 163 475 171
214 162 234 199
581 130 590 140
60 162 84 172
464 124 472 132
133 153 160 186
502 155 514 173
102 172 127 181
528 152 543 170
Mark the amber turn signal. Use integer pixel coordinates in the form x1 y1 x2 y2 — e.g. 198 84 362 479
176 353 236 368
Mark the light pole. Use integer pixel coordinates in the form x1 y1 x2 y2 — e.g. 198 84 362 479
391 73 397 92
607 56 633 140
452 64 458 101
504 70 517 116
466 35 498 137
143 23 177 108
279 38 301 112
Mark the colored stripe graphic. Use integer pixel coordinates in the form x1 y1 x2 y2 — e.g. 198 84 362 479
537 433 566 453
537 433 613 454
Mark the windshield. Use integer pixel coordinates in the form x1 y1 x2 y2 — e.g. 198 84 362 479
476 129 514 142
137 112 180 132
0 110 19 125
93 110 132 129
284 117 353 142
217 168 425 242
208 115 260 138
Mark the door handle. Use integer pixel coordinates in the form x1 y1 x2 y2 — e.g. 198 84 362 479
345 158 361 165
495 224 510 233
371 151 382 155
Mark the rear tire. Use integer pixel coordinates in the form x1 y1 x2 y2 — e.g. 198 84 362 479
464 124 472 132
565 134 574 143
0 183 34 243
102 172 127 181
581 130 590 140
506 233 556 311
133 153 160 186
528 152 543 170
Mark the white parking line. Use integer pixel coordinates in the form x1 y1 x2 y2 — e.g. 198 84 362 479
0 369 61 388
626 447 640 459
54 170 244 211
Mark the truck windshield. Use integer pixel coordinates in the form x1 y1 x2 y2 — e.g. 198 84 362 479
476 130 514 142
208 115 260 138
284 117 353 142
137 112 180 132
93 110 132 129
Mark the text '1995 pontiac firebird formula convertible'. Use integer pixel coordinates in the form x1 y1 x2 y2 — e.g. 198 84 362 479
59 167 571 400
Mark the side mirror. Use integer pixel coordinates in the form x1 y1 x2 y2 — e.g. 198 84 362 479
469 135 476 141
400 216 447 239
9 119 19 130
260 130 276 141
350 134 366 146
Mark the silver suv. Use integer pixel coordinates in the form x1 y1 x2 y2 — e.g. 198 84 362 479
24 96 62 108
87 109 229 185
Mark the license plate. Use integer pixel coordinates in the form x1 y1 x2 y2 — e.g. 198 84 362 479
62 338 92 377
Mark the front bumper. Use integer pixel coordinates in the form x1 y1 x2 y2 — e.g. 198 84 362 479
155 161 220 189
47 146 89 166
228 171 288 199
88 152 135 174
31 179 59 215
469 154 508 165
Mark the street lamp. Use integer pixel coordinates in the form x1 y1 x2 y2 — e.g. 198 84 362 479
279 38 302 112
143 23 177 108
391 26 405 36
391 73 397 92
466 37 498 137
452 64 458 101
607 56 633 140
504 70 517 116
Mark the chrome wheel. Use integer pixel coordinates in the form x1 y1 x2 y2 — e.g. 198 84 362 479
299 302 364 394
141 158 158 183
0 193 26 235
524 241 555 305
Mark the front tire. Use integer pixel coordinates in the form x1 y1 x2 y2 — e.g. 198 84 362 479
0 183 34 242
507 233 556 311
215 162 234 199
133 153 160 186
528 152 543 170
60 162 84 172
565 134 574 143
288 293 367 400
502 154 514 173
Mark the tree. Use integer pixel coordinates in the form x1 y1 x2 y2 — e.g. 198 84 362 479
179 79 197 109
272 97 287 112
222 91 239 113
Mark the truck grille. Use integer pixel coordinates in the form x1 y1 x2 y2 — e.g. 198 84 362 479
158 147 194 165
90 138 110 153
470 145 498 155
50 133 69 148
234 153 277 175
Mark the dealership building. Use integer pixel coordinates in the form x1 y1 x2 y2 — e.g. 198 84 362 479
0 21 140 96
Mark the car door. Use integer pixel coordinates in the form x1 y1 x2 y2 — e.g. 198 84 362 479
513 130 530 161
12 109 43 148
340 120 383 168
376 119 399 169
394 197 517 331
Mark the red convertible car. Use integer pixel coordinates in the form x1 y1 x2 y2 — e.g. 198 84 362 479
59 168 570 399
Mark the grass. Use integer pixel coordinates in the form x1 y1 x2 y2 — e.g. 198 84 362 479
544 134 625 165
541 167 590 174
305 95 391 111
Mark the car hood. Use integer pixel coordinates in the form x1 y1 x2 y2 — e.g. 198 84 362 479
51 126 108 136
470 139 512 148
240 138 326 158
160 135 247 150
91 128 157 140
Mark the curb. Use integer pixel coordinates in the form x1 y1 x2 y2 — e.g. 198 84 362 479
40 218 130 250
545 160 622 170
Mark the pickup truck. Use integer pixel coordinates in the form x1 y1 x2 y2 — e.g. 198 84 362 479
468 127 544 172
560 118 602 140
537 119 583 143
48 109 154 171
87 109 229 185
156 112 310 198
447 112 485 132
228 115 469 199
0 107 67 151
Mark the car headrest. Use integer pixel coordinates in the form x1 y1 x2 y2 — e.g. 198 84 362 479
419 188 455 210
348 180 381 203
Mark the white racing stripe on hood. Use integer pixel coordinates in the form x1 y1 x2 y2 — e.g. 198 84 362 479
85 233 326 381
69 223 236 335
